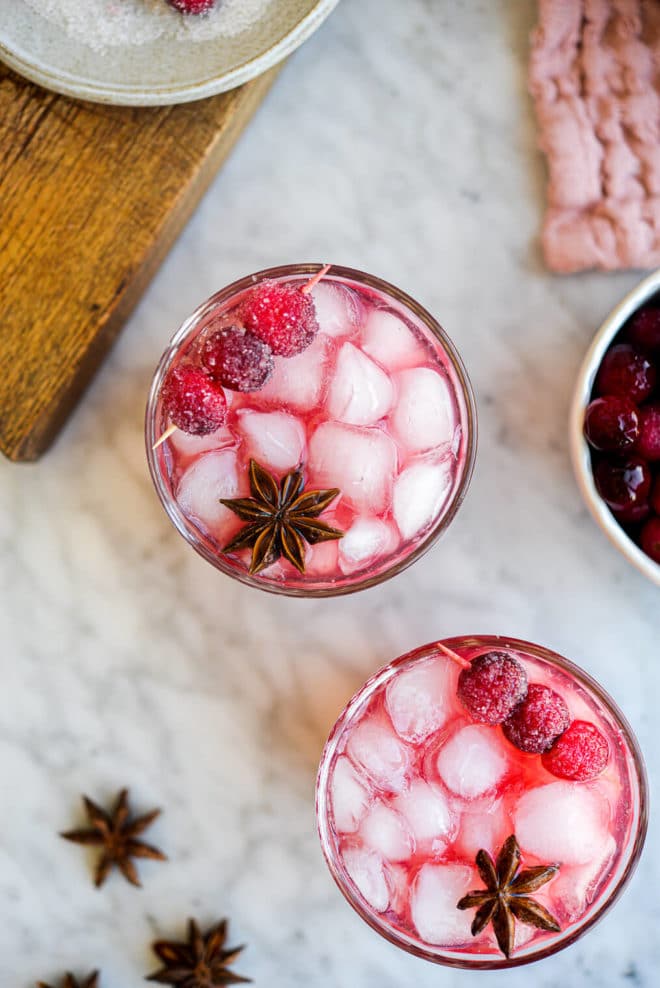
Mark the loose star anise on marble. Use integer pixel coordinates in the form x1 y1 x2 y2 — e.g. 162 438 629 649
37 972 99 988
61 788 166 888
147 918 251 986
221 459 344 575
457 834 561 958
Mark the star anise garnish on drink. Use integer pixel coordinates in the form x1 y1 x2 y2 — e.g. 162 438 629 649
61 788 166 888
147 917 251 986
456 834 561 958
37 972 99 988
221 459 344 575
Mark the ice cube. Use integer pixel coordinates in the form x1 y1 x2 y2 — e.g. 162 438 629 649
308 422 397 513
305 539 340 577
168 422 235 459
411 863 474 946
338 518 397 574
330 756 371 833
342 847 390 913
360 802 413 861
385 656 455 743
236 410 305 474
549 835 616 922
327 343 394 426
436 725 508 800
311 282 360 339
346 715 411 793
392 460 452 540
514 782 609 866
256 333 330 412
394 781 453 849
176 449 245 541
390 368 456 454
456 798 508 860
362 308 426 371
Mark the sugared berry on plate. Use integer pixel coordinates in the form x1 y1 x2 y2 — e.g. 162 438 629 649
166 0 215 13
457 651 528 725
635 403 660 462
593 456 652 512
242 280 320 357
595 343 656 403
201 325 274 392
541 720 609 781
583 396 639 452
502 684 570 754
627 306 660 352
161 364 227 435
640 517 660 564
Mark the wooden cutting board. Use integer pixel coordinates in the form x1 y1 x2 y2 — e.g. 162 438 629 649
0 63 281 462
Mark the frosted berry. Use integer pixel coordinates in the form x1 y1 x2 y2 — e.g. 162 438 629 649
457 651 528 725
635 404 660 462
542 720 609 781
595 344 656 403
594 456 652 512
640 517 660 564
167 0 215 13
201 325 274 392
161 364 227 436
627 307 660 352
584 396 639 452
242 280 319 357
502 684 571 754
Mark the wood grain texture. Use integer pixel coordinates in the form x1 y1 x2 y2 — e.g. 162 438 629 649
0 64 280 462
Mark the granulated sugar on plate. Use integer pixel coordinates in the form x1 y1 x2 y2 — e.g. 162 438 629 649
22 0 275 52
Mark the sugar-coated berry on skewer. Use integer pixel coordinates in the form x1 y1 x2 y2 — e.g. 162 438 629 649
156 364 227 450
501 684 570 754
456 651 528 725
242 279 321 356
201 325 274 392
541 720 609 782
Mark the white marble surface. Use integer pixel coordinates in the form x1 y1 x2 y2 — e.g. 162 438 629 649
1 1 658 985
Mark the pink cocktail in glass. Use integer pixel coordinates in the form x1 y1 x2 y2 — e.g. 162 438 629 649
146 265 476 596
316 636 647 969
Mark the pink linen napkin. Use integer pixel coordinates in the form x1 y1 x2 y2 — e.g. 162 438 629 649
530 0 660 273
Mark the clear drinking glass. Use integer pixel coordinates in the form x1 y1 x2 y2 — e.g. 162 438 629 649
316 635 647 969
145 264 476 597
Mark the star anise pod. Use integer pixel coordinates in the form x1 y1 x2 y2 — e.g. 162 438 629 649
61 788 166 888
457 834 561 958
147 917 251 986
221 459 344 575
37 972 99 988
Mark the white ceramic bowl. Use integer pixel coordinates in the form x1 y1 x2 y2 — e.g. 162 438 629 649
0 0 340 106
569 268 660 587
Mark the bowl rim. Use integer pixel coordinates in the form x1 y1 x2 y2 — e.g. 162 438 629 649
569 267 660 587
0 0 341 106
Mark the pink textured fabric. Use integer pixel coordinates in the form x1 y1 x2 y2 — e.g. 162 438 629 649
530 0 660 272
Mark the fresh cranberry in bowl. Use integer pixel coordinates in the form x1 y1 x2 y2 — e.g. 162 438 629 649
570 270 660 585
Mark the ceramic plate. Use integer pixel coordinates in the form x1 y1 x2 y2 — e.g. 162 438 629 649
0 0 339 105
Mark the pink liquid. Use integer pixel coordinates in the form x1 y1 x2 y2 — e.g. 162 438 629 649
147 268 475 594
316 637 647 968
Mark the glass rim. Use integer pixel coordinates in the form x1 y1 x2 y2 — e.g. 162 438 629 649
315 634 649 970
145 263 478 598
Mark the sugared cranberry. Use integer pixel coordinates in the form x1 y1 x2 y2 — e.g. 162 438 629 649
594 456 652 512
167 0 215 13
640 517 660 564
502 684 570 754
584 396 639 451
161 364 227 436
635 404 660 461
612 500 651 526
242 281 319 357
627 307 660 352
201 325 274 392
457 651 528 725
542 720 609 781
595 343 656 404
651 476 660 515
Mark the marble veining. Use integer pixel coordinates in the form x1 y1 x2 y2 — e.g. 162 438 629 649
1 1 658 985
